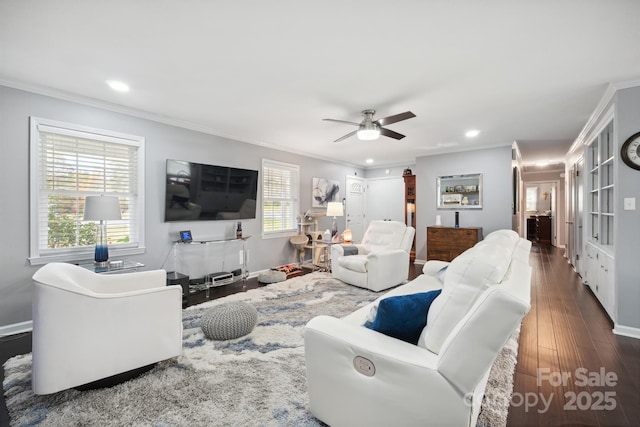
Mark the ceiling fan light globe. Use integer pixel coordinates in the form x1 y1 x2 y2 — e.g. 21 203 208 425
357 128 380 140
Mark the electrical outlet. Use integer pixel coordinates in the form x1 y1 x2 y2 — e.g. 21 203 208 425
624 198 636 210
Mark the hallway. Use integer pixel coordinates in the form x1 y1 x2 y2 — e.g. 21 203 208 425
508 243 639 426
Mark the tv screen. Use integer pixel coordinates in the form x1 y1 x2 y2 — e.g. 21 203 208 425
165 159 258 222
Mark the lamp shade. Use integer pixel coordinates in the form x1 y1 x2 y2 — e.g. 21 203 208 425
84 196 122 221
326 202 343 217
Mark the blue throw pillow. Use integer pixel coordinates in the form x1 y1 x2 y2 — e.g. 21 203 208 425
364 290 442 344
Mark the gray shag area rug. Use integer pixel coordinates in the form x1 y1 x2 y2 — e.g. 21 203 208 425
3 272 520 426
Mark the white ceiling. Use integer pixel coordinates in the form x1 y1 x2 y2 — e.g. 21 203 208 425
2 1 640 169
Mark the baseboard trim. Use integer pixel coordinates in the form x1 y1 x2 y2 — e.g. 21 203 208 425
613 324 640 340
249 269 269 279
0 320 33 337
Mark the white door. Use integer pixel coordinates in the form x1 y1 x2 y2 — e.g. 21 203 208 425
551 183 557 246
365 177 404 229
567 164 576 265
575 158 584 277
345 176 365 243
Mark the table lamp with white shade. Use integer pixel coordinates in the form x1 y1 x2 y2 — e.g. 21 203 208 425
84 195 121 266
326 202 344 243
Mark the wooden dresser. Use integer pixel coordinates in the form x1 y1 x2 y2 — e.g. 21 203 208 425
426 226 483 261
534 215 552 245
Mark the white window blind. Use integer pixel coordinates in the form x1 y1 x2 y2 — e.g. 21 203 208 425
29 117 145 265
262 159 299 237
526 187 538 211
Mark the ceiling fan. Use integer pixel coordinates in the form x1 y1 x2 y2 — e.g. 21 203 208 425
323 109 416 142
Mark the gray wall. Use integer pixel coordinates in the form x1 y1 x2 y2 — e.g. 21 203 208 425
363 165 413 179
564 85 640 333
0 85 362 329
414 146 513 261
613 87 640 331
0 85 537 331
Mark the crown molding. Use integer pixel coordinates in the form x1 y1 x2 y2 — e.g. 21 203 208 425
567 78 640 157
0 78 367 170
611 77 640 91
521 167 565 175
567 84 615 155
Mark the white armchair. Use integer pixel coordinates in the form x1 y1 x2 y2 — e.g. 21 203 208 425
31 263 183 395
331 220 415 292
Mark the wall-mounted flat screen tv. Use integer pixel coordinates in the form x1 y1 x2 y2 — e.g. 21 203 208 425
165 159 258 222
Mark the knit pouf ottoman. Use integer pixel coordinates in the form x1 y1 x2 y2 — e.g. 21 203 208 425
257 270 287 284
201 301 258 340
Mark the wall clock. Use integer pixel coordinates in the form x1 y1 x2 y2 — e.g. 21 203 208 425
621 131 640 171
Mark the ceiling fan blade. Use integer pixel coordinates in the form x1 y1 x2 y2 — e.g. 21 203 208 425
333 130 358 142
323 118 360 126
375 111 416 126
380 127 406 140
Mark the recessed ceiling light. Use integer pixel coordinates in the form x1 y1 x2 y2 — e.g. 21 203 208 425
106 80 130 92
465 130 480 138
536 161 549 167
366 158 374 164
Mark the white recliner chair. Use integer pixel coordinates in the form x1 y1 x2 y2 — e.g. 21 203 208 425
31 262 183 395
331 220 415 292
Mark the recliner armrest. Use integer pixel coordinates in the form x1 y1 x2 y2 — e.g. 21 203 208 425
366 248 408 260
437 285 530 395
331 243 365 258
423 260 450 276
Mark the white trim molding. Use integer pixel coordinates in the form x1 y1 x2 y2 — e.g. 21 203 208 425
567 79 640 158
0 321 33 338
0 79 365 170
613 324 640 340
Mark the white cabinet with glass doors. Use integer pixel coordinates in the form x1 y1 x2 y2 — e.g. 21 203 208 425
584 118 615 321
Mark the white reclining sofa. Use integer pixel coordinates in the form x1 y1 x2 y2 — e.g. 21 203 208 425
305 229 531 427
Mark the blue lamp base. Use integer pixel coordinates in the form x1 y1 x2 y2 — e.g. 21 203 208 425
94 244 109 267
94 220 110 267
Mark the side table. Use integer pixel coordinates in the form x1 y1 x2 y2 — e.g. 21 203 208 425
76 260 145 274
317 240 342 272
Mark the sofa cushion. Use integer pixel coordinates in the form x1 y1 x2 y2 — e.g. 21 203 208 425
364 290 442 344
423 240 514 354
337 255 368 273
484 229 519 243
361 220 408 253
443 243 512 288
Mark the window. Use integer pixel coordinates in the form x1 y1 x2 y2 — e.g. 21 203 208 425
525 187 538 211
262 159 299 238
29 117 145 265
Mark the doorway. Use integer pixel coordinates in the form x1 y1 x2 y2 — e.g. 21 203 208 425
524 180 560 246
345 176 366 243
574 158 584 276
365 176 404 228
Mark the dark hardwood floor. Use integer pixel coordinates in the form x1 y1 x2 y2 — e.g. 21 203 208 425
1 244 638 426
0 332 30 427
506 243 639 427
